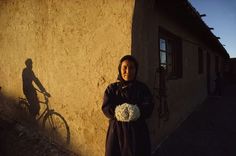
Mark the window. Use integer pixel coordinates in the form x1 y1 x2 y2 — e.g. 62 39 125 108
159 38 170 70
159 27 182 79
198 47 204 74
215 56 219 73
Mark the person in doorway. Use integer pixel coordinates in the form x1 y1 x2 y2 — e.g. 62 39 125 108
22 58 50 120
102 55 154 156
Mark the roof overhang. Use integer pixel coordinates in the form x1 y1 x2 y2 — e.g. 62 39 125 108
157 0 229 59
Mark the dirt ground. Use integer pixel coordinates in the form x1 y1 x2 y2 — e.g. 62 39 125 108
0 92 78 156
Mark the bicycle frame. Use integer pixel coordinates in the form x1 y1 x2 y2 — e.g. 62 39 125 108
37 94 52 120
19 90 54 121
19 91 70 145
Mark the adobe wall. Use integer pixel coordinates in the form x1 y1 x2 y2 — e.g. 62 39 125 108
146 10 214 147
0 0 135 155
0 0 226 155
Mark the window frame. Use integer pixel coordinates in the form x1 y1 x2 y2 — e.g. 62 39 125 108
198 47 204 74
158 27 182 79
215 55 219 74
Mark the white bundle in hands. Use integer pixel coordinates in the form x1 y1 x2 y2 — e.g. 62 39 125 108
115 103 140 122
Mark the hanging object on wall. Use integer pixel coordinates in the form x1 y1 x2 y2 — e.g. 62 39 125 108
153 66 169 124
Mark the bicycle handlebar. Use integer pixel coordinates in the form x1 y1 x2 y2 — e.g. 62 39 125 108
35 88 51 98
44 92 51 98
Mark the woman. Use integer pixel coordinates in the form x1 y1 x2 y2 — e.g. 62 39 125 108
102 55 154 156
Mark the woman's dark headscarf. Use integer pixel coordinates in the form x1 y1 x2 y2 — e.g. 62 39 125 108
117 55 139 82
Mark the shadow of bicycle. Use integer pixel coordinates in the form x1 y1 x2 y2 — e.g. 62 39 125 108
18 92 71 147
18 58 71 147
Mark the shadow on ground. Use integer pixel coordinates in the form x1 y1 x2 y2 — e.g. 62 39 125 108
153 84 236 156
0 91 78 156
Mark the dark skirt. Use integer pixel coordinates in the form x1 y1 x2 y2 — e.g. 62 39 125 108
105 119 151 156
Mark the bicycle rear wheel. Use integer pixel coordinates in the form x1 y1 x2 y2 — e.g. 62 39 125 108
18 99 30 117
42 111 70 146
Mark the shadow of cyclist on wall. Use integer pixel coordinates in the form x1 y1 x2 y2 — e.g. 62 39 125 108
22 58 50 121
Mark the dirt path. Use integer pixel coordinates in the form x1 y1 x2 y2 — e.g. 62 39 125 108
0 118 79 156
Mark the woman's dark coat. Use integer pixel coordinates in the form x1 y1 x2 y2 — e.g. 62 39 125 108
102 81 154 156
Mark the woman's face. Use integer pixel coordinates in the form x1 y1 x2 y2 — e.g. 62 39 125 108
121 60 136 81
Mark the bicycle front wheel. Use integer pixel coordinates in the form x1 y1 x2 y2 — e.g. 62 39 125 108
42 111 70 146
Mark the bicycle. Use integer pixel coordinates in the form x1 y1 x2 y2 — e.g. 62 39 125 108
18 90 70 146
